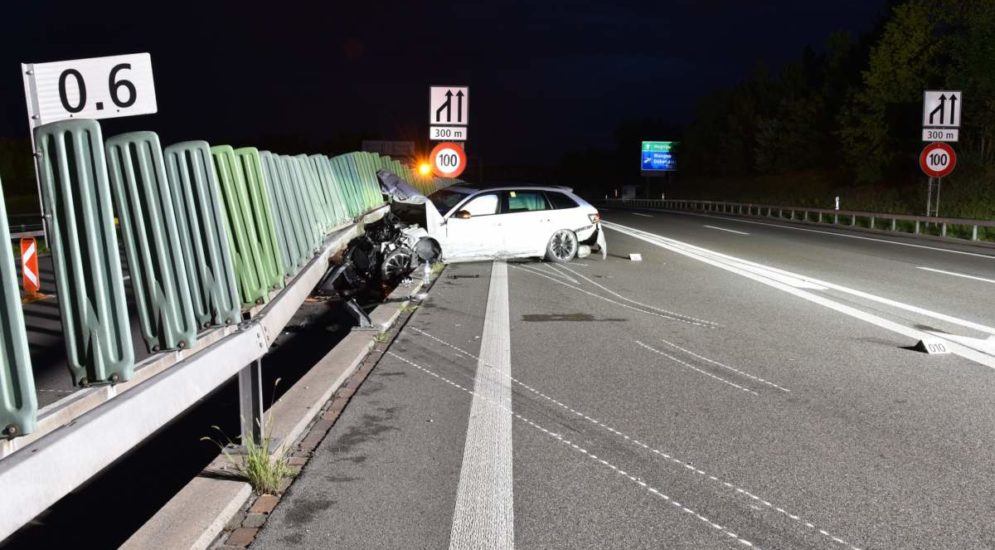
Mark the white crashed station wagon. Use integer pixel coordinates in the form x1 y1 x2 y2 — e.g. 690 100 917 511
422 185 606 263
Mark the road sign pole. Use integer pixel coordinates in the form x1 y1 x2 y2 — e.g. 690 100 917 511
21 65 47 243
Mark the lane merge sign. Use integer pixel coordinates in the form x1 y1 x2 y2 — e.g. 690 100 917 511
922 90 961 142
919 142 957 178
430 86 468 126
430 142 467 178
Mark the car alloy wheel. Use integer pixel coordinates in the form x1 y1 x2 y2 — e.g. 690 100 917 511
547 229 578 263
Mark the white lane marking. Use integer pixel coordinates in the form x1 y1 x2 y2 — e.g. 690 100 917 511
705 225 750 236
405 327 862 550
540 262 579 284
656 338 790 392
553 264 719 327
655 208 995 260
917 266 995 285
635 341 759 396
387 351 762 550
511 264 717 328
632 212 654 218
449 261 514 550
609 221 995 335
604 222 995 370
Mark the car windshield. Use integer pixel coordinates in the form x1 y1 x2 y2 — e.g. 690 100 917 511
427 188 471 215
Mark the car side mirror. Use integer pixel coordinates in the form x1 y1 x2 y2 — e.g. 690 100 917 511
455 210 472 219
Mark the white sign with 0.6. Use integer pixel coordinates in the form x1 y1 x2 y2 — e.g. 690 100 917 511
22 53 157 127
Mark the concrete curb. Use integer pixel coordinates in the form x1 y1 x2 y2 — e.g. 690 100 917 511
120 276 432 550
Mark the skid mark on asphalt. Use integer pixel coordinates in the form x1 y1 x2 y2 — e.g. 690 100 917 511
539 262 579 284
552 263 719 328
511 264 717 328
635 341 759 396
386 351 761 549
405 327 863 550
655 338 790 393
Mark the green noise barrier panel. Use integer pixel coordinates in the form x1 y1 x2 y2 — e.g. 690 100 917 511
211 146 271 306
295 154 331 232
275 155 318 256
162 141 241 328
234 148 284 291
106 132 198 353
34 119 134 385
311 155 348 226
0 175 37 436
281 156 322 250
259 152 297 275
267 153 311 269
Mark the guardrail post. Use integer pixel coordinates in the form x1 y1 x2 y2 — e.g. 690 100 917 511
942 223 947 237
238 359 263 444
870 216 875 229
972 225 979 241
851 215 856 226
0 175 37 436
891 219 897 232
915 220 920 235
35 119 134 385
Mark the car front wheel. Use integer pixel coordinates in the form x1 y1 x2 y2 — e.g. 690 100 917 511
545 229 578 263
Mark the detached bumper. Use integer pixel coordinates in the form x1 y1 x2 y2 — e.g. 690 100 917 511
580 223 607 260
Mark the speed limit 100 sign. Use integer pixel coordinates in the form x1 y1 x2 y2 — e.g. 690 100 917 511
430 142 467 178
919 142 957 178
22 52 157 127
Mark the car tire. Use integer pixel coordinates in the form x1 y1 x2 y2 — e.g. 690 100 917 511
545 229 578 263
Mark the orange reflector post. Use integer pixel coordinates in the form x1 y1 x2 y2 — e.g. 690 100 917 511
20 238 41 301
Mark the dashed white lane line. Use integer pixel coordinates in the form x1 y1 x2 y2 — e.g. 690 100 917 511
917 266 995 285
449 261 514 550
655 338 790 393
552 263 719 328
635 341 759 396
386 351 761 549
406 327 862 550
632 212 654 218
705 225 750 236
511 264 717 328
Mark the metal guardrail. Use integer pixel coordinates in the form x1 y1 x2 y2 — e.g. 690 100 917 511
606 199 995 242
0 110 457 541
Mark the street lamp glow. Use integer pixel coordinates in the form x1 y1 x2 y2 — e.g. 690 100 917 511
418 162 432 175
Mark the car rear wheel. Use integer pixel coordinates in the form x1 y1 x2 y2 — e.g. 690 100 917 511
545 229 578 263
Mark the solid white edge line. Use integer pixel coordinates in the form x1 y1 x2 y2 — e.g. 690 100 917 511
704 225 750 236
632 212 653 218
642 208 995 260
917 266 995 285
603 222 995 370
449 261 515 550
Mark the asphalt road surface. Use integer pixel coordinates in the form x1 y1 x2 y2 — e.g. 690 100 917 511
253 209 995 549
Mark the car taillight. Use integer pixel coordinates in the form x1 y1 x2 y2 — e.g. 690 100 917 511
589 212 601 223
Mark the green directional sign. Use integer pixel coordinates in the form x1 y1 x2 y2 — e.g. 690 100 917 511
641 141 676 171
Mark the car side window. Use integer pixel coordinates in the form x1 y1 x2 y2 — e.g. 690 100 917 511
546 191 579 209
460 193 499 216
503 190 549 213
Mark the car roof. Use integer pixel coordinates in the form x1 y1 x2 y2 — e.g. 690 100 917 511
444 184 575 194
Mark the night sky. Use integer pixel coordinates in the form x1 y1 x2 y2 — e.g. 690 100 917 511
1 1 886 165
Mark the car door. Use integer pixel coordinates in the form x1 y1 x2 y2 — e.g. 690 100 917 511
499 190 553 256
442 192 504 261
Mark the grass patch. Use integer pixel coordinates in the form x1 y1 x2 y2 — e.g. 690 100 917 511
373 331 389 344
202 381 293 495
